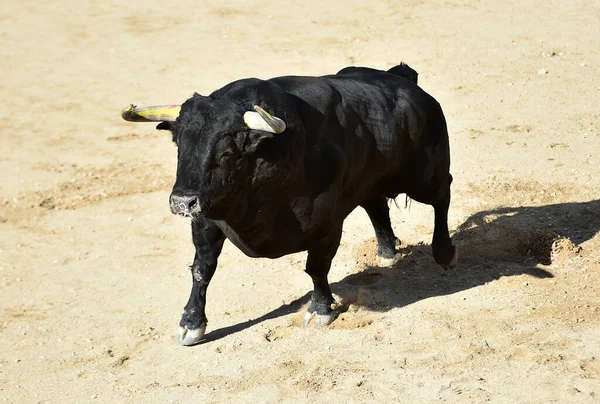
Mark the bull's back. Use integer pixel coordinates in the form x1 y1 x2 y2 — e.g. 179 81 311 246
271 73 445 148
269 73 450 214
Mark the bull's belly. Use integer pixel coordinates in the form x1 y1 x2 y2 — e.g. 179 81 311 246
214 220 308 259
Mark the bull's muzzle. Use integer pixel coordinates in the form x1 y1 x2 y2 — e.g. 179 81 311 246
170 194 202 217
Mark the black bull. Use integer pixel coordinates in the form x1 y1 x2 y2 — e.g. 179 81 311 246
122 63 457 345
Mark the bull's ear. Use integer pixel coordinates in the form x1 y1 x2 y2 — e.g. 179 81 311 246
156 121 177 144
246 131 275 153
156 121 171 131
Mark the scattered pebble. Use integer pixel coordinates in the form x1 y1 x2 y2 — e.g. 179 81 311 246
90 394 97 399
523 282 529 286
538 69 548 75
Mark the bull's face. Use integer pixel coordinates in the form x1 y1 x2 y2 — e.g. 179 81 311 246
168 98 248 220
171 99 288 220
122 89 289 221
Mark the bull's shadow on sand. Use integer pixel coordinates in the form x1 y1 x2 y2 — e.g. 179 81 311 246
201 199 600 343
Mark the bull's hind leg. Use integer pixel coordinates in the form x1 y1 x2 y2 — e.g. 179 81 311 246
432 189 457 270
361 196 402 267
408 174 457 270
302 226 343 327
178 219 225 346
427 175 457 269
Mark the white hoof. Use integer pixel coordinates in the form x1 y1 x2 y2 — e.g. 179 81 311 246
302 311 315 327
177 325 206 346
376 253 403 268
302 310 339 327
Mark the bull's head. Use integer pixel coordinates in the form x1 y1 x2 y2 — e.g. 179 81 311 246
121 82 295 221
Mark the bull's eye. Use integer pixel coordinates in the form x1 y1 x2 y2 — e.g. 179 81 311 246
220 150 233 159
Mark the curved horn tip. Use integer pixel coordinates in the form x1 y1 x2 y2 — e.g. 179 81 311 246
252 105 286 134
121 104 137 121
253 105 266 114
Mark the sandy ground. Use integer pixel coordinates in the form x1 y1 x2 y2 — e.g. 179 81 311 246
1 0 600 402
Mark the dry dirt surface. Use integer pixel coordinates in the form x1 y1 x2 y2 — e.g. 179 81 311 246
1 0 600 402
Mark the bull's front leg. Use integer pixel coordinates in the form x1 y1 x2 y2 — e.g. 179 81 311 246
178 219 225 346
302 226 343 327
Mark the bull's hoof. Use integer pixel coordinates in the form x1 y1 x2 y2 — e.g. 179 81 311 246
374 238 403 267
376 252 403 268
440 248 458 270
177 325 206 346
302 310 339 327
178 308 207 346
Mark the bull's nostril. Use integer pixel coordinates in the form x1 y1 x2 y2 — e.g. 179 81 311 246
170 194 201 215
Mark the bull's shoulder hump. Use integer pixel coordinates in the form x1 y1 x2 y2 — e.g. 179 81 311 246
267 76 338 103
268 75 331 90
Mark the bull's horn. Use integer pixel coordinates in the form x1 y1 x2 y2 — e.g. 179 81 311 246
121 104 181 122
243 105 286 134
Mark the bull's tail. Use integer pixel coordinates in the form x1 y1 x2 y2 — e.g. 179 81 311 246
387 63 419 85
